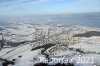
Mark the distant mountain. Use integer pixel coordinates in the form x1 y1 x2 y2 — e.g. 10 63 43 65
0 12 100 27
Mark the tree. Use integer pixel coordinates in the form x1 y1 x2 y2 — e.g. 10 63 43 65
0 33 5 51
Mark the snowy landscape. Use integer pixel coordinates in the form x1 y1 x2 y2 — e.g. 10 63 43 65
0 0 100 66
0 23 100 66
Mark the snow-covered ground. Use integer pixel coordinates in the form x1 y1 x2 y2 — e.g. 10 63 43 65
0 23 35 42
0 44 44 66
0 23 100 66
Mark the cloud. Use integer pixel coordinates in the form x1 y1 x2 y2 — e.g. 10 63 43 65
0 0 51 8
0 0 99 8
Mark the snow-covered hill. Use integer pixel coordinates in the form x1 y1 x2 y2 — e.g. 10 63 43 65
0 23 100 66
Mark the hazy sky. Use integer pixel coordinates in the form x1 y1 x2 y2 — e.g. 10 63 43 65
0 0 100 16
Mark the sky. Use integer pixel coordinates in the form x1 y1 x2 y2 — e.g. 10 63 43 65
0 0 100 16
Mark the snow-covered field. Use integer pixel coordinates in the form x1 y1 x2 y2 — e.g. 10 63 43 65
0 23 100 66
0 23 35 42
